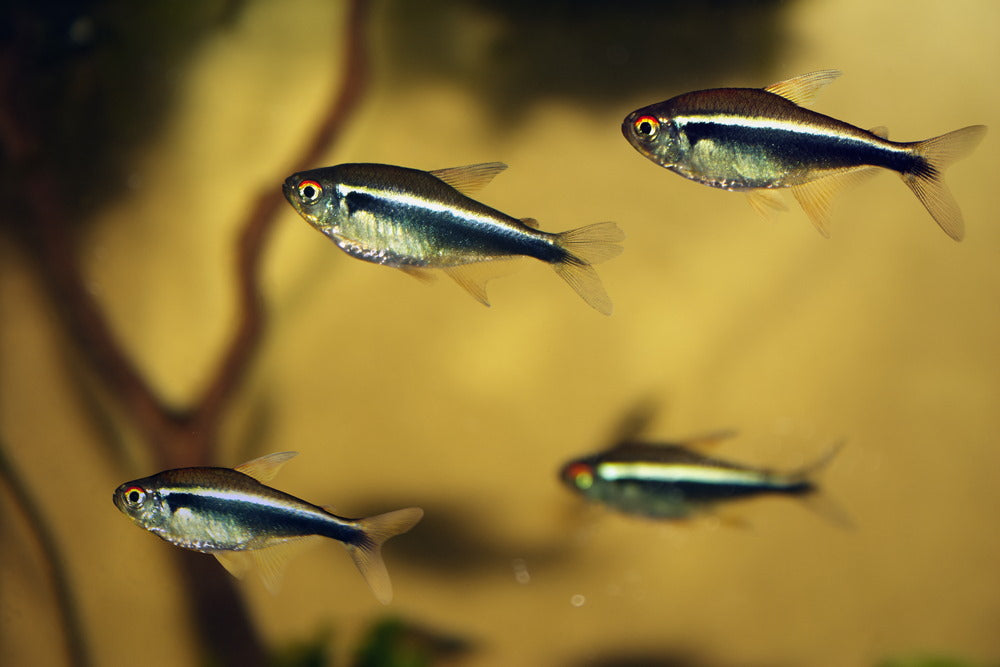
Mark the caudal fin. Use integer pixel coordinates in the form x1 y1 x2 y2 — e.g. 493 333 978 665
789 441 853 529
904 125 987 240
346 507 423 604
552 222 625 315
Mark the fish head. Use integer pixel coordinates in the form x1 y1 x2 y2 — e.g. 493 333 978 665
113 477 168 530
622 105 686 167
283 168 343 233
559 459 598 497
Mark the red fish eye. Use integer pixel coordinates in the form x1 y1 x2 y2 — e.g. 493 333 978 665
297 180 322 203
124 486 145 505
633 115 660 138
564 463 594 490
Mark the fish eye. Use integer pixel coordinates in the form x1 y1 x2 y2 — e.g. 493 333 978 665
297 180 322 204
633 115 660 139
565 463 594 490
124 486 145 505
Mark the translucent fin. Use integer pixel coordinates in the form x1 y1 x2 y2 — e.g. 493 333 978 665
903 125 987 241
234 451 298 483
552 260 612 315
398 266 435 282
443 265 491 306
868 126 889 139
428 162 507 195
799 492 854 529
520 217 540 229
346 507 424 604
556 221 625 265
764 69 842 106
214 551 251 580
250 538 314 594
550 222 624 316
681 429 739 449
791 167 878 237
789 440 845 481
745 189 787 220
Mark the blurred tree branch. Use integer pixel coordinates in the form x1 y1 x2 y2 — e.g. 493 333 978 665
1 0 369 664
0 438 91 667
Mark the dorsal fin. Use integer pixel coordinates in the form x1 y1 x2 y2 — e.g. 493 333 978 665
681 429 739 449
429 162 507 195
764 69 842 106
613 430 738 453
234 451 298 483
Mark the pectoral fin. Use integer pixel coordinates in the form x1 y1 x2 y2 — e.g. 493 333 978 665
214 551 251 580
746 189 787 220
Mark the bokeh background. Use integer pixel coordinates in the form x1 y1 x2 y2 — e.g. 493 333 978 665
2 1 999 666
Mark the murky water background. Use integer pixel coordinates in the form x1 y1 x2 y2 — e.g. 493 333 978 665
2 1 999 665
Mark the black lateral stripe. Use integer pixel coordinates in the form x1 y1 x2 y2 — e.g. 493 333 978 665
682 120 918 173
343 189 564 262
627 478 813 501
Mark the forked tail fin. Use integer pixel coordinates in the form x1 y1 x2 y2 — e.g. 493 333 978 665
346 507 423 604
552 221 625 315
789 441 853 529
903 125 987 240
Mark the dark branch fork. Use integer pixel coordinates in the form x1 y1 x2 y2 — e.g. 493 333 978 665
2 1 369 664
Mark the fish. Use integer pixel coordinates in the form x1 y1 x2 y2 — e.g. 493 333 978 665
283 162 625 314
112 451 423 604
560 433 843 521
622 70 987 239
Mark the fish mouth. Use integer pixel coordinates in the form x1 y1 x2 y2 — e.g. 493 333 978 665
112 485 126 512
281 176 298 206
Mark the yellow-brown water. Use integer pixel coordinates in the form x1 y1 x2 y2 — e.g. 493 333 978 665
2 1 999 665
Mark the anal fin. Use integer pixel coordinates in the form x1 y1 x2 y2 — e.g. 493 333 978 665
443 260 516 307
251 538 314 593
791 167 878 237
212 538 318 594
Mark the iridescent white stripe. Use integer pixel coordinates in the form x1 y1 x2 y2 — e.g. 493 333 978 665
597 462 770 486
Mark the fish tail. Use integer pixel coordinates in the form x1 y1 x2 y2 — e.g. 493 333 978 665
346 507 423 604
903 125 987 240
552 222 625 315
788 441 853 529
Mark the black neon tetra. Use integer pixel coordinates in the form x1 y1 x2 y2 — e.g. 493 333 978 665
623 70 986 239
560 433 843 521
113 452 423 603
283 162 624 314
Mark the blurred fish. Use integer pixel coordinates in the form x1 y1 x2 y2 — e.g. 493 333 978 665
560 433 843 521
113 452 423 603
622 70 987 239
283 162 624 314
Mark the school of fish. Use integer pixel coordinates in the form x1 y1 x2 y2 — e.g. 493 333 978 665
112 69 986 603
